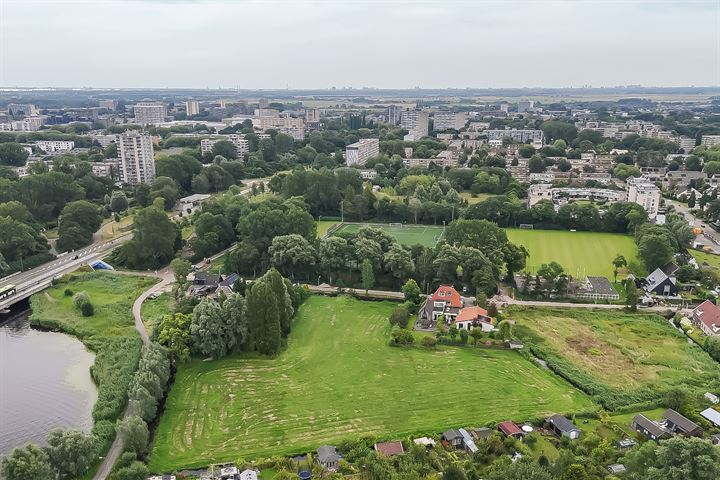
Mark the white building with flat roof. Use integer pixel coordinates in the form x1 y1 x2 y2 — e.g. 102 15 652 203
484 129 544 144
117 131 155 184
702 135 720 147
34 140 75 153
626 176 662 218
133 102 167 125
200 134 249 158
345 138 379 166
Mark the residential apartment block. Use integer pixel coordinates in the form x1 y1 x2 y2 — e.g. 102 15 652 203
98 100 118 111
117 131 156 184
401 109 429 141
345 138 380 166
433 112 466 131
484 129 544 145
702 135 720 147
252 113 305 140
133 102 167 125
186 100 200 116
200 134 249 158
34 140 75 153
626 176 662 218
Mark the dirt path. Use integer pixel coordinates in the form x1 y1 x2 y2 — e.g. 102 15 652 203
92 268 173 480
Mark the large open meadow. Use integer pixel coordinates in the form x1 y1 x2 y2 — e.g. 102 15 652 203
511 308 720 409
505 229 638 279
149 296 595 470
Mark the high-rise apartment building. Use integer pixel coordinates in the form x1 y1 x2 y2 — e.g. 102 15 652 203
345 138 380 166
401 109 429 141
517 101 535 113
133 102 167 125
433 112 467 131
117 131 156 185
305 108 320 124
186 100 200 116
98 99 118 111
387 105 402 125
626 176 662 219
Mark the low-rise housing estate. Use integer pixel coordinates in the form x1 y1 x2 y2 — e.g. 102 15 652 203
692 300 720 336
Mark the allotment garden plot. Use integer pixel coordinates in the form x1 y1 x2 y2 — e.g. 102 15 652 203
149 296 595 471
511 308 720 409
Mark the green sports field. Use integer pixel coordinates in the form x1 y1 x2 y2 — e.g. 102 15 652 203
506 229 638 279
149 296 595 470
333 223 637 278
334 223 445 247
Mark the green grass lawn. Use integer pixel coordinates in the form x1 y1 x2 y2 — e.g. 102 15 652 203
460 192 493 204
335 223 446 247
505 229 638 279
316 220 339 238
31 271 157 339
141 292 175 336
149 296 595 471
511 308 720 408
690 249 720 271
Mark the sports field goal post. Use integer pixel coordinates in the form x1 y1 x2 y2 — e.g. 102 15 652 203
519 224 534 230
388 223 403 228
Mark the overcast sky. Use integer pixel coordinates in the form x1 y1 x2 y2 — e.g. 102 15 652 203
1 0 718 89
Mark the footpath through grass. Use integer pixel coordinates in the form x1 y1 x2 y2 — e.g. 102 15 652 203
505 229 638 279
149 295 595 471
30 272 158 450
511 307 720 410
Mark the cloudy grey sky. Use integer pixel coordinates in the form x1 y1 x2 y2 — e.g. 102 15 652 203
1 0 718 89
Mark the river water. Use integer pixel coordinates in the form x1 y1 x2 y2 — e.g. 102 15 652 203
0 306 97 458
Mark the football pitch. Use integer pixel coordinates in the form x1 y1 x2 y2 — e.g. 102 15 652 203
334 223 446 247
333 223 638 279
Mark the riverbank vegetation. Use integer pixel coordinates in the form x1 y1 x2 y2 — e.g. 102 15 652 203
30 271 158 449
148 295 594 471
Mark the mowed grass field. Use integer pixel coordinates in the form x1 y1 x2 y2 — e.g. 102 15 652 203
333 224 637 278
505 229 638 279
335 223 445 247
511 308 720 398
316 220 339 238
149 296 595 470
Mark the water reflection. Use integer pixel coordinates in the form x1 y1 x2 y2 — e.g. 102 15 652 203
0 310 97 458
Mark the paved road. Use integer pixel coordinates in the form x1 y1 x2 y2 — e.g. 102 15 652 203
92 269 173 480
667 199 720 254
0 234 133 310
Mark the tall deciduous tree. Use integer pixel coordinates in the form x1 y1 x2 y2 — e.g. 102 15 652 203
361 258 374 294
246 279 281 355
1 444 54 480
46 429 98 479
118 415 148 456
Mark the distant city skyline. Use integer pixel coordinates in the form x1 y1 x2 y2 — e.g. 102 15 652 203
0 0 718 89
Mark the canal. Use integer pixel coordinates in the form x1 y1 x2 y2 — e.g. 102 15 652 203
0 302 97 459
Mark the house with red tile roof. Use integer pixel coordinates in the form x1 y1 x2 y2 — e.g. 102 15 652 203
498 421 523 438
374 441 404 456
418 285 465 327
454 306 495 332
692 300 720 337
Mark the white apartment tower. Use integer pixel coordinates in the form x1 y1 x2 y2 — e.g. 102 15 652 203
118 131 156 185
186 100 200 116
345 138 380 166
626 176 662 219
702 135 720 147
133 102 167 125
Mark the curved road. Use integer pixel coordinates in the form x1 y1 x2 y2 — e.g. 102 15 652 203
92 268 174 480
